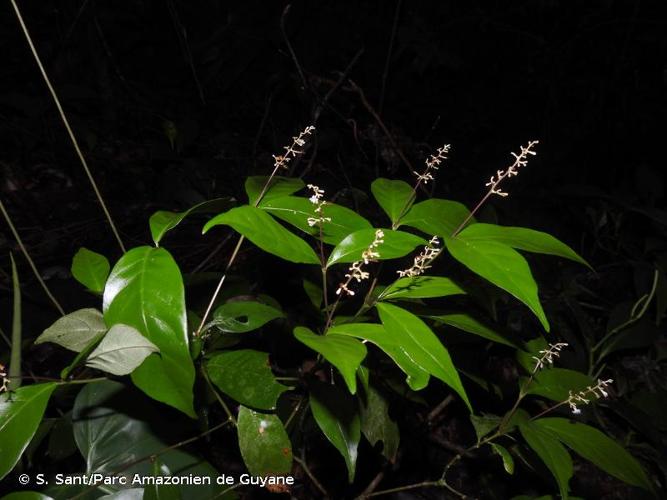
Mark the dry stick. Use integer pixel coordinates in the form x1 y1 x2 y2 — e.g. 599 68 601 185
294 456 328 497
378 0 403 116
167 0 205 104
9 0 126 253
0 199 65 315
281 4 310 91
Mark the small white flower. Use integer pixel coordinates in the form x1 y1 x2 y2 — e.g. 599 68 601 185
486 140 539 198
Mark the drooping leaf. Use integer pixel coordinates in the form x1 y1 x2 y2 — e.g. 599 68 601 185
491 443 514 475
209 300 284 333
260 196 372 245
457 223 591 269
103 247 195 418
71 248 110 293
309 381 360 483
377 303 471 410
327 229 426 267
85 324 159 376
534 418 654 492
35 308 107 353
371 178 415 227
245 176 305 205
294 327 366 394
149 198 235 246
380 276 465 301
203 205 320 264
0 383 57 480
428 313 518 348
525 368 595 402
206 350 290 410
357 369 400 461
469 413 502 443
303 279 323 309
445 236 550 331
237 406 292 477
327 323 430 391
399 199 473 237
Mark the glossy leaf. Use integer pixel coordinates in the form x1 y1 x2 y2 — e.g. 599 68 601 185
103 247 195 418
457 223 591 269
245 176 305 205
399 199 472 237
377 303 471 410
143 459 182 500
470 413 501 443
35 308 107 353
327 323 430 391
309 381 360 483
237 406 292 477
294 327 366 394
327 229 426 267
525 368 595 402
491 443 514 475
206 350 290 410
71 248 110 293
203 205 320 264
0 383 57 480
380 276 465 300
210 300 284 333
371 178 414 226
428 313 518 348
261 195 372 245
149 198 235 246
60 332 105 380
535 418 654 492
445 236 550 331
85 324 159 376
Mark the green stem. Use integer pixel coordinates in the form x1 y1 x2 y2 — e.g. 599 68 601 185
201 367 237 425
8 253 21 390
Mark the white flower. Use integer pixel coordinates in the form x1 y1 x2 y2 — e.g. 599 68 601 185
397 236 442 277
413 144 450 185
532 342 568 372
336 229 385 296
486 140 539 198
566 379 613 414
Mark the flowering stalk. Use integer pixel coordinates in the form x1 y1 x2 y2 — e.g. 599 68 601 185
307 184 333 311
0 363 9 393
396 236 442 278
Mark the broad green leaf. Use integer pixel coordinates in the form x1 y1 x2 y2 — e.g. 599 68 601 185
73 381 222 499
309 381 360 483
237 406 292 477
491 443 514 474
458 223 591 269
327 229 426 267
358 375 400 461
143 459 182 500
399 199 473 237
60 332 105 379
210 300 284 333
377 303 471 410
294 327 366 394
525 368 595 402
245 176 305 205
206 350 290 410
85 324 159 376
519 420 572 499
203 205 320 264
371 178 415 226
327 323 430 391
535 418 654 492
71 248 110 293
35 308 107 352
149 198 235 246
0 383 57 480
103 247 195 418
469 413 501 443
445 236 550 331
380 276 465 300
303 279 323 309
428 313 518 348
261 196 373 245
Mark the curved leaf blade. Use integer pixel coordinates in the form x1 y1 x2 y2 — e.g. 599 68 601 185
71 248 110 293
381 276 465 300
327 229 426 267
428 313 518 348
245 176 305 205
211 300 284 333
371 178 414 226
399 199 473 237
237 406 292 477
85 324 159 376
35 308 106 353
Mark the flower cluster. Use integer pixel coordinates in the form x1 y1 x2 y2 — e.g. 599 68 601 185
336 229 385 296
532 342 568 372
272 125 315 170
306 184 331 227
414 144 450 184
397 236 442 277
567 379 614 414
485 140 539 197
0 363 9 393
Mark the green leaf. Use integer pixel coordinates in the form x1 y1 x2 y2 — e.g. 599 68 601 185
358 375 400 461
103 247 195 418
71 248 110 293
261 196 373 245
327 229 426 267
309 381 360 483
491 443 514 475
469 413 501 443
399 199 472 237
380 276 465 300
60 332 105 379
0 383 57 480
445 236 550 331
525 368 595 402
237 406 292 477
377 303 471 410
293 327 366 394
519 420 573 499
149 198 235 246
245 176 305 205
203 205 320 264
303 279 323 309
428 313 518 348
210 300 284 333
327 323 430 391
35 308 107 352
206 350 290 410
85 324 159 376
143 459 182 500
535 418 654 492
457 223 591 269
371 178 415 226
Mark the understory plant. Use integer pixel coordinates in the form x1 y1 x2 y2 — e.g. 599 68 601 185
0 126 658 499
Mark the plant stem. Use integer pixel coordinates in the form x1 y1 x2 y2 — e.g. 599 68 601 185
202 367 237 425
8 253 22 390
294 455 328 497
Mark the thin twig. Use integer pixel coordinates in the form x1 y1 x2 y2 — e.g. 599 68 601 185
378 0 403 116
294 455 328 497
281 4 309 91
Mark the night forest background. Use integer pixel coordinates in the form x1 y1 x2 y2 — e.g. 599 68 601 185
1 1 666 499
